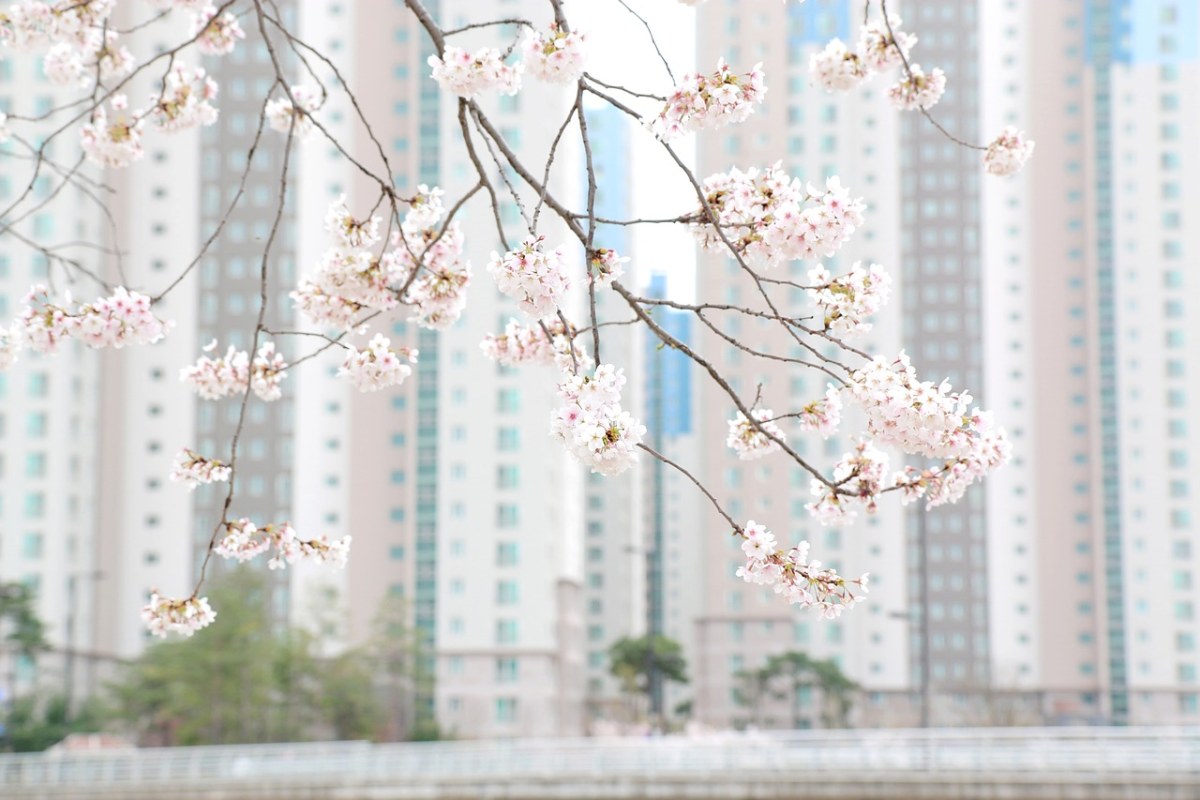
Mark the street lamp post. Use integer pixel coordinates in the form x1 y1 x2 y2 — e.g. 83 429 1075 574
64 570 104 715
890 504 932 729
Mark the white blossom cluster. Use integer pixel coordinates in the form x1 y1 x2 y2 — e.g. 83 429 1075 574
735 520 867 617
295 197 392 327
807 438 890 526
191 4 245 56
325 194 382 250
428 45 522 98
142 593 216 638
0 325 18 370
338 333 418 392
842 353 1012 508
265 85 321 138
151 63 219 132
726 408 786 460
44 29 132 87
893 423 1011 509
0 0 244 167
169 448 232 490
480 317 590 372
849 351 994 460
887 63 946 111
393 222 472 330
294 194 469 331
809 39 866 92
691 165 865 268
214 518 351 571
984 126 1036 177
811 16 945 111
80 94 145 168
551 363 646 477
522 23 586 84
405 184 445 230
14 284 171 357
649 58 766 141
487 236 571 319
179 340 286 402
588 247 627 288
796 385 843 439
806 261 893 335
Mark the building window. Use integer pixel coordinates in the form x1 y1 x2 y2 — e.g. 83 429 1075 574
495 697 517 723
496 619 518 644
497 542 518 566
497 657 518 683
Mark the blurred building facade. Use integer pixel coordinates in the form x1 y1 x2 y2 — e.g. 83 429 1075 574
4 0 1200 740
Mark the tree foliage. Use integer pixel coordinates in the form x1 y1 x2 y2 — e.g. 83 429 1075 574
110 569 427 746
608 634 689 697
735 651 858 729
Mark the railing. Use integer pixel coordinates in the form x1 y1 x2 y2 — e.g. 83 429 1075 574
1 727 1198 792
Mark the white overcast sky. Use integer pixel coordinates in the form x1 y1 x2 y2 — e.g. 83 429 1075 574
570 0 699 300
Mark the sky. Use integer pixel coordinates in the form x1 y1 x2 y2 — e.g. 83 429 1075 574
571 0 699 301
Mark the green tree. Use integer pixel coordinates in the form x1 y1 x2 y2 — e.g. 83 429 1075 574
110 572 439 745
111 569 299 745
0 583 47 660
608 635 688 721
734 651 858 729
1 581 50 751
7 694 109 752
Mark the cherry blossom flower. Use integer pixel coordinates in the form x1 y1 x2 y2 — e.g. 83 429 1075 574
151 63 219 132
797 385 842 439
691 165 865 267
404 184 444 230
16 285 171 354
487 236 571 319
806 261 892 335
428 45 521 98
893 421 1011 509
267 525 351 570
266 84 320 138
807 438 890 526
0 325 19 370
0 2 54 50
80 94 144 168
888 63 946 110
191 4 244 55
251 342 285 401
589 247 627 288
727 409 786 460
0 112 10 144
338 333 418 392
735 520 867 617
213 518 273 563
308 249 401 311
180 340 286 401
984 126 1035 177
393 223 472 330
522 22 586 84
325 194 382 250
481 317 590 372
169 448 231 489
551 363 646 477
291 280 366 330
649 59 766 141
180 343 247 399
857 15 916 73
810 39 867 92
849 351 1002 461
214 518 350 570
142 593 216 638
